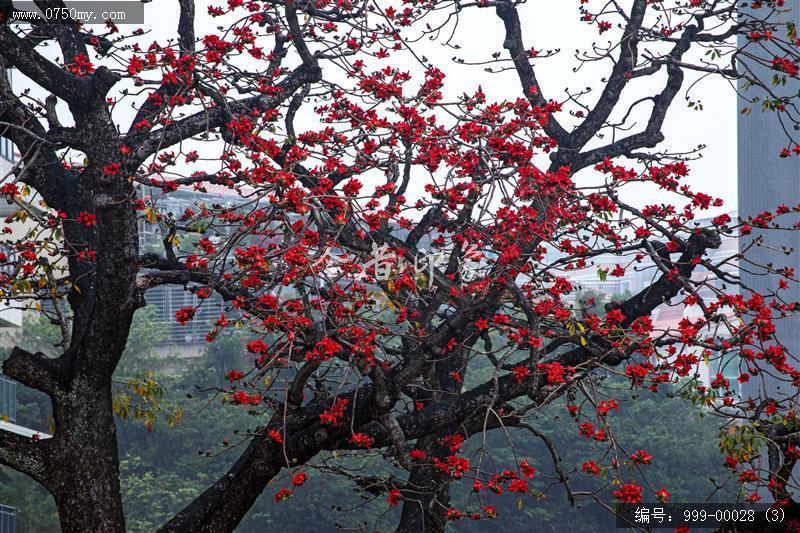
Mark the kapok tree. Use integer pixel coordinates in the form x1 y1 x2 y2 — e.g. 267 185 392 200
1 0 800 531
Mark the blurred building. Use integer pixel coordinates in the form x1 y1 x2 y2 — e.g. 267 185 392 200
0 94 23 330
557 212 739 392
138 184 243 357
737 1 800 401
0 372 50 532
0 504 13 533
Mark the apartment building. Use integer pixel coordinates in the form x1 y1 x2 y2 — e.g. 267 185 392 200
138 183 241 357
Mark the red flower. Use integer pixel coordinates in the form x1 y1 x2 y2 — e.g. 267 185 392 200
319 398 348 426
613 482 643 504
246 339 268 355
409 449 426 461
225 369 245 382
597 399 619 416
507 479 528 493
630 450 653 465
387 489 401 506
306 337 342 362
292 472 308 486
175 306 196 325
655 488 670 502
67 54 95 76
519 459 536 478
350 432 373 448
77 212 98 226
512 365 530 383
582 460 601 476
0 183 19 196
103 163 121 175
442 434 465 453
445 508 464 521
738 469 758 483
268 429 283 444
274 488 292 503
537 362 570 384
342 178 362 196
231 391 262 406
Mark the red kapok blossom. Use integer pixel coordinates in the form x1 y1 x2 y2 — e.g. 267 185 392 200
519 459 536 479
613 482 643 504
77 212 98 226
0 183 18 196
350 432 373 448
630 450 653 465
274 488 292 503
175 306 196 325
582 460 601 476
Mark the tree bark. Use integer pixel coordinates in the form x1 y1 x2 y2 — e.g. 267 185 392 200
49 378 126 532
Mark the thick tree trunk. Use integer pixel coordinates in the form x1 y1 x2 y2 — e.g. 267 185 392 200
395 443 450 533
49 378 126 532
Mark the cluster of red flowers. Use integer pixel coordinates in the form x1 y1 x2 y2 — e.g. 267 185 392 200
230 390 262 406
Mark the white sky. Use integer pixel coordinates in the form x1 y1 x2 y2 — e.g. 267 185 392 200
12 0 738 215
139 0 737 213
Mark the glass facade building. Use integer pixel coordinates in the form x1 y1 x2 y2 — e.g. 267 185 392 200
0 375 15 423
0 505 14 533
0 138 13 164
1 69 13 164
737 1 800 400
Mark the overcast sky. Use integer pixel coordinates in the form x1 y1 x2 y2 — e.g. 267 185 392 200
14 0 738 216
141 0 737 212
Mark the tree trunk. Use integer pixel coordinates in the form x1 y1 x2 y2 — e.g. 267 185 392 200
395 455 450 533
48 377 126 533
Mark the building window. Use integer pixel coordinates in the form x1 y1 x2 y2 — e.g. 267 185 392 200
0 505 14 533
145 285 224 345
0 138 13 164
0 375 16 423
1 69 15 164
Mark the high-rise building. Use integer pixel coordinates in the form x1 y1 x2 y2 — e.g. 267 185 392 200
737 1 800 400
